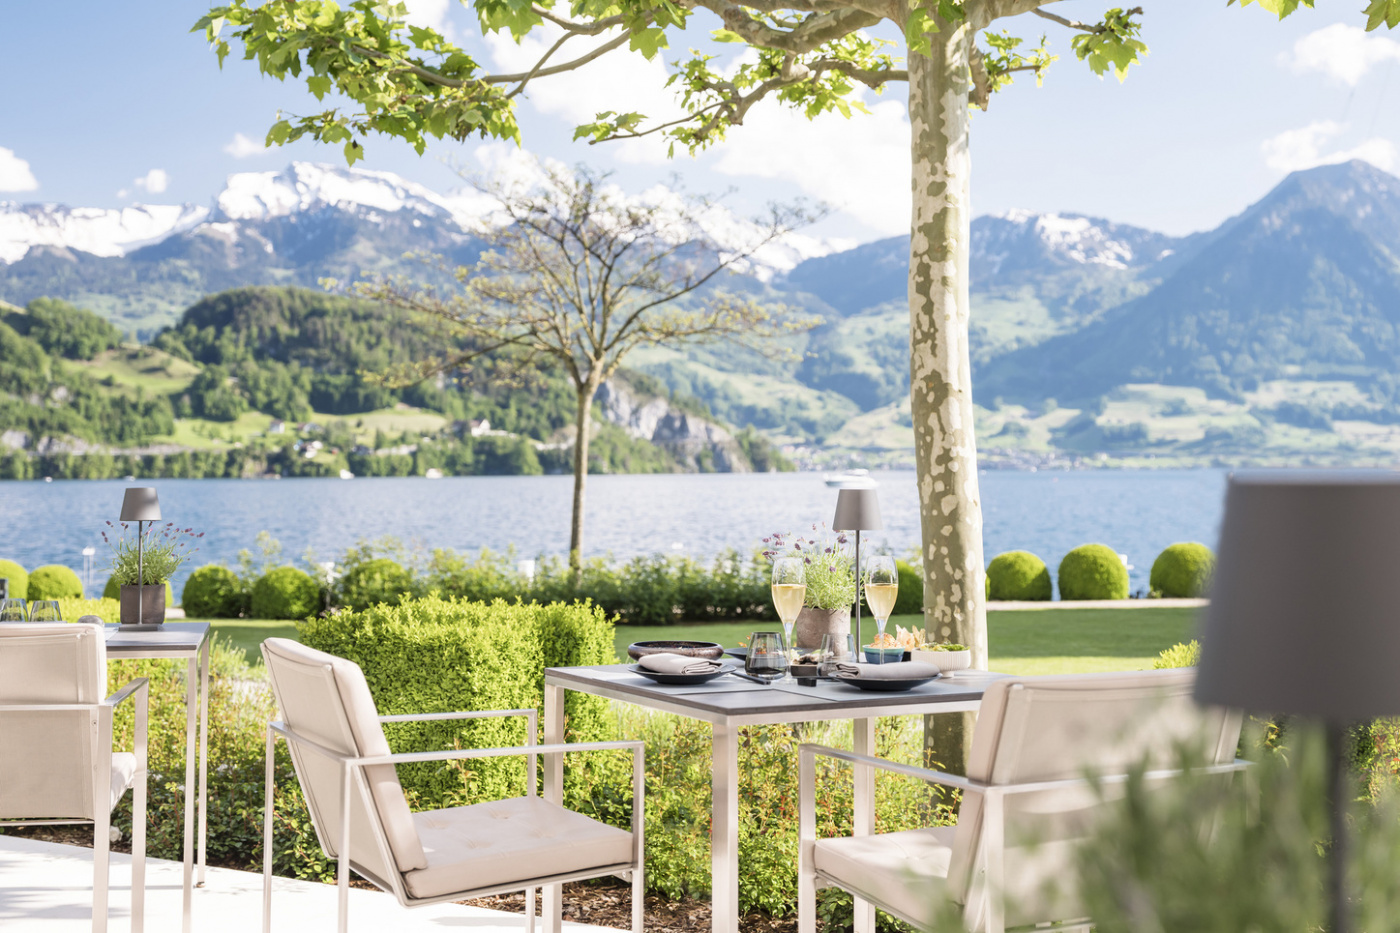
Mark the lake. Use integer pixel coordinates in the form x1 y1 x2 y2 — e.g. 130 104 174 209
0 469 1229 598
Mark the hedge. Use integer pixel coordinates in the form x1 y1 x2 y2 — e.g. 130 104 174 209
251 566 320 620
337 557 415 609
986 551 1053 601
1150 543 1215 598
182 565 249 618
28 564 84 600
299 597 615 809
0 560 28 599
1057 544 1129 601
892 560 923 616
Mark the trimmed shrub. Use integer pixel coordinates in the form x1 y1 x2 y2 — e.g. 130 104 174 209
1150 542 1216 598
986 551 1052 601
251 566 320 620
337 557 414 609
59 597 120 625
1153 640 1201 669
102 576 175 604
0 559 28 599
893 560 923 616
300 597 615 809
1057 544 1129 601
182 565 249 618
28 564 84 599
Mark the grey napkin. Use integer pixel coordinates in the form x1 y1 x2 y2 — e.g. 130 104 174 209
833 661 939 680
638 652 722 675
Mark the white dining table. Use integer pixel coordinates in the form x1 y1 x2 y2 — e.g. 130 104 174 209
540 664 1008 933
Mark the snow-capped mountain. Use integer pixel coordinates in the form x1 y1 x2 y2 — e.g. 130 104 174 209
0 201 209 264
970 209 1179 277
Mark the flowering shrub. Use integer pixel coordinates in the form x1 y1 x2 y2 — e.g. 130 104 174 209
103 521 203 586
761 525 856 610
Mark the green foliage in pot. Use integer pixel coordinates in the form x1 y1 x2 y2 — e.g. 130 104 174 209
181 565 249 618
103 576 174 603
102 521 201 586
1150 542 1215 598
28 564 84 599
337 557 415 608
0 559 28 599
1057 544 1129 601
986 550 1053 601
251 566 321 619
761 527 856 610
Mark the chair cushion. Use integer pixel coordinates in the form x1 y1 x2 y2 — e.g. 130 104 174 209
109 753 137 812
813 826 958 928
403 796 634 899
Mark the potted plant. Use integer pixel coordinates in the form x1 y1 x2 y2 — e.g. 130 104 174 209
762 526 857 650
103 521 201 628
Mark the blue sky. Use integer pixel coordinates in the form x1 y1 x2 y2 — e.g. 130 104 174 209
3 1 1399 241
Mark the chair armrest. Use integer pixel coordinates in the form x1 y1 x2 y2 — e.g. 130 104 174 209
379 708 537 724
361 739 642 767
104 677 149 709
799 743 978 793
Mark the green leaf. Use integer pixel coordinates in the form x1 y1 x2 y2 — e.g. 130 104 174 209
343 139 364 165
307 74 332 99
1363 0 1400 30
265 119 293 147
710 28 746 43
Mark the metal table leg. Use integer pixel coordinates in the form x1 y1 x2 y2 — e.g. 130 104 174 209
852 718 875 933
198 639 209 886
542 683 565 933
711 722 739 933
182 655 196 933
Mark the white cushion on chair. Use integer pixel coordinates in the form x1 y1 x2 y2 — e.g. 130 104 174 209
109 752 137 811
813 826 957 927
403 796 633 899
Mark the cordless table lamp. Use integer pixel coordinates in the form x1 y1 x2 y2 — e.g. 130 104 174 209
1196 472 1400 933
119 487 162 631
832 486 882 647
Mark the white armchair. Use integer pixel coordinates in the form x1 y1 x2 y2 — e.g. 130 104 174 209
798 669 1246 933
0 622 149 933
259 637 645 933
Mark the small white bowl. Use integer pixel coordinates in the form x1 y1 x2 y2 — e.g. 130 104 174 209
913 648 972 674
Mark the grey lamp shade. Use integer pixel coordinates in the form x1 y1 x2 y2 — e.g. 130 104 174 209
1195 472 1400 722
119 487 161 522
833 488 882 532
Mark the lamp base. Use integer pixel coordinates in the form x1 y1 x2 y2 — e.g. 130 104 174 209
117 622 165 632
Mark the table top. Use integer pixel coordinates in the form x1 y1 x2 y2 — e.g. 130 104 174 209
104 622 211 656
545 665 1010 725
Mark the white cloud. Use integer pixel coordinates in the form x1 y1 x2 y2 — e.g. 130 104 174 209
403 0 457 41
1261 120 1397 173
224 132 269 159
0 147 38 192
132 168 169 195
1285 23 1400 86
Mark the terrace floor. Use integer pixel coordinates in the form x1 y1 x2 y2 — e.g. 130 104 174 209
0 834 614 933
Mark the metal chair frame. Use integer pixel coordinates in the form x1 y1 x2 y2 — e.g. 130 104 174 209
0 677 149 933
263 707 645 933
797 743 1250 933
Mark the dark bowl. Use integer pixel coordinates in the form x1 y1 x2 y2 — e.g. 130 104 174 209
626 640 725 661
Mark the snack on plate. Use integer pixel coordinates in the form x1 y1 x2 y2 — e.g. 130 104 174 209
869 632 901 648
933 643 968 651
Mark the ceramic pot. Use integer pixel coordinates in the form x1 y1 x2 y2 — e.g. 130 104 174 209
120 584 166 627
793 606 851 651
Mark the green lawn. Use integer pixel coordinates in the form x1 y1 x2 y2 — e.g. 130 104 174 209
613 606 1200 675
204 605 1201 676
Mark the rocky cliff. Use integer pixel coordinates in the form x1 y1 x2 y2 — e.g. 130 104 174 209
596 378 752 472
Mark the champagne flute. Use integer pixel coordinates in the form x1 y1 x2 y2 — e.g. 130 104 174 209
745 631 788 682
864 556 899 664
28 600 62 623
771 557 806 679
0 598 27 622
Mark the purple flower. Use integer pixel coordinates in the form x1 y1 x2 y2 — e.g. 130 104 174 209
804 557 812 564
829 565 836 572
794 542 801 551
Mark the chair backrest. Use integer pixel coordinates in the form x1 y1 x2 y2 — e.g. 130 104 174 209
0 622 108 820
260 638 427 884
946 669 1241 929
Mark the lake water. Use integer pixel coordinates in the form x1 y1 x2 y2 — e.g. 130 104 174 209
0 469 1229 598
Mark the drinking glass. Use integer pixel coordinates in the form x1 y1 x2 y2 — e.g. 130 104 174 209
28 600 62 623
0 598 27 622
771 558 806 678
818 632 856 677
864 556 899 663
745 631 788 682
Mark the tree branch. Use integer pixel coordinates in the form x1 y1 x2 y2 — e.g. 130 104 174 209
1031 5 1142 32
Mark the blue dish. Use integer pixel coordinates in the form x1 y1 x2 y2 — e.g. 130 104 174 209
862 646 909 664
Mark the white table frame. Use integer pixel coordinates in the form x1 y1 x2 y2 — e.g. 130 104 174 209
541 665 1007 933
104 623 210 933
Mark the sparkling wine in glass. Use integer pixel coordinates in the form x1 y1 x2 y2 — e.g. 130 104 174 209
771 557 806 677
864 556 899 663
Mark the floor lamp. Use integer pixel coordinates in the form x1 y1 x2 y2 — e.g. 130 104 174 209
1196 472 1400 933
832 487 882 648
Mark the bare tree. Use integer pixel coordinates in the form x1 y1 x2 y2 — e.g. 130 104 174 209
355 163 817 577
